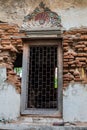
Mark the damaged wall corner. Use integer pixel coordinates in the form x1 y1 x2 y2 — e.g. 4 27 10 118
63 27 87 122
0 22 24 94
0 67 20 120
0 22 25 120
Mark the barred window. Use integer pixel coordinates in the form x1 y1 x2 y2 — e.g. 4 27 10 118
21 39 63 116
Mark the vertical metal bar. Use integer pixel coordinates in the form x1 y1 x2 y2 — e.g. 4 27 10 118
29 46 32 108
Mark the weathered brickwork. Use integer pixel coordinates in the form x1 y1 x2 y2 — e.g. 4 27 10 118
63 28 87 88
0 22 23 93
0 22 87 92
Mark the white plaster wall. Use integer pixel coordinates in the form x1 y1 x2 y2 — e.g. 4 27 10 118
0 67 20 120
1 69 87 122
58 8 87 30
0 0 87 30
63 83 87 122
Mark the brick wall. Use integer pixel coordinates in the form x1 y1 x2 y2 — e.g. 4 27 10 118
63 28 87 88
0 22 24 93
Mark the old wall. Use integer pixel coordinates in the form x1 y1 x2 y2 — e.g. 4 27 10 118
63 28 87 122
63 28 87 88
63 83 87 122
0 23 24 93
0 0 87 122
0 22 87 122
0 23 23 120
0 0 87 30
0 67 20 120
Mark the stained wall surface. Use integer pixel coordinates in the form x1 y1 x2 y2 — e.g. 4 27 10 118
0 0 87 30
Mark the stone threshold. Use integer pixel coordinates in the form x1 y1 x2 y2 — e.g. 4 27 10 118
0 117 87 130
0 118 87 130
0 123 87 130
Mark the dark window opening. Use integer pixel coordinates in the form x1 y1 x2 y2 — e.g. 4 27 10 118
14 53 22 77
28 45 58 109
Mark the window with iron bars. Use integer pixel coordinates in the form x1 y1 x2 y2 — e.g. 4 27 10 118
21 39 63 117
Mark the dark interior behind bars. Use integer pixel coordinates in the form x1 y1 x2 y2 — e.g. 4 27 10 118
28 45 58 109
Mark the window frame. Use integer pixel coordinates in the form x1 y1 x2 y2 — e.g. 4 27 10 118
21 39 63 117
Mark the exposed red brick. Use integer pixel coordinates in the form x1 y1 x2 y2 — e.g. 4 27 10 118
63 27 87 88
0 22 24 93
1 22 87 91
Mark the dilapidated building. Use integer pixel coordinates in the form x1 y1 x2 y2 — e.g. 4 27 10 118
0 0 87 129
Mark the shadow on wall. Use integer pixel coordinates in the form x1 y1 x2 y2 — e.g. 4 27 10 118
14 53 22 78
